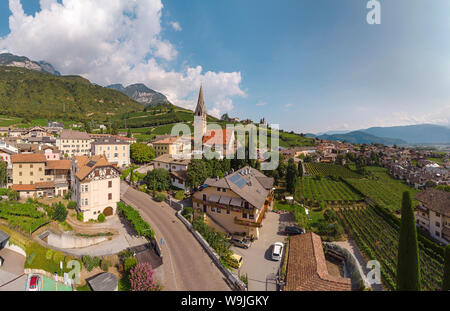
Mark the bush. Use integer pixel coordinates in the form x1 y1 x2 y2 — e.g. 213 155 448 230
98 213 105 223
155 193 166 202
52 203 68 222
124 257 138 272
82 255 101 272
53 251 65 264
175 190 185 201
129 262 160 291
45 249 54 260
181 207 193 219
64 191 72 200
67 201 77 210
77 212 84 222
101 260 110 272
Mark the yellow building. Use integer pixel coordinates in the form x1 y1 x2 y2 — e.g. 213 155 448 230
151 136 189 157
11 153 47 185
192 166 274 239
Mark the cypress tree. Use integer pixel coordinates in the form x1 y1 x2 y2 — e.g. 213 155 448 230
396 191 421 291
442 245 450 290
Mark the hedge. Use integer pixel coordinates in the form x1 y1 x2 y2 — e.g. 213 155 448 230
117 202 155 239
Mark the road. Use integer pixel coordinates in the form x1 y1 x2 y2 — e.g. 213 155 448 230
120 181 231 291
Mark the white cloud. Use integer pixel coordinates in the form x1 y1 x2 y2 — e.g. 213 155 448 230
170 21 182 32
284 103 293 108
0 0 245 116
256 101 267 106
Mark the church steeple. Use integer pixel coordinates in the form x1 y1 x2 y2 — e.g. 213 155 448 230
194 84 206 117
194 84 207 138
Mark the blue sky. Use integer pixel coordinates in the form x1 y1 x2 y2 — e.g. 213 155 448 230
0 0 449 133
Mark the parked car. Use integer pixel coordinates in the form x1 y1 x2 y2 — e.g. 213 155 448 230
271 242 284 261
283 226 304 236
230 253 243 269
28 275 40 291
230 236 251 249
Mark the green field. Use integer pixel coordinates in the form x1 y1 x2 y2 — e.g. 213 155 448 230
41 275 73 291
299 176 363 203
344 166 418 213
304 163 362 179
338 205 444 291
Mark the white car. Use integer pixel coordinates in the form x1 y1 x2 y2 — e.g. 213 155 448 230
271 242 284 261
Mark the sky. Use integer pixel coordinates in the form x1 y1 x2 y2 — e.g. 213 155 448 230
0 0 449 134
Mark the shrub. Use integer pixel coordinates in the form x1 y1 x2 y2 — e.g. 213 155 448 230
175 190 185 201
124 257 138 272
82 255 101 272
53 251 65 264
155 193 166 202
66 201 77 210
7 190 19 201
45 249 54 260
64 191 72 200
77 212 84 222
101 260 110 272
181 207 193 219
129 262 160 291
52 203 68 222
98 213 105 223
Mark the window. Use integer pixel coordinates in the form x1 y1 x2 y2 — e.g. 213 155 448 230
436 231 441 237
226 209 230 214
19 164 22 168
211 207 216 212
106 169 111 175
203 194 207 201
244 202 249 209
217 208 221 214
108 193 112 200
30 164 33 168
30 172 33 176
436 212 441 217
249 214 255 220
19 172 22 176
436 222 441 227
108 181 112 188
242 213 248 219
95 170 99 177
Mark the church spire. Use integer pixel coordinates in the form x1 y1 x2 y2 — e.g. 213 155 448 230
194 84 206 117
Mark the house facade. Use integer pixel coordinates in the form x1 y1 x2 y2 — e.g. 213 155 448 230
71 155 121 222
57 129 92 158
91 136 130 167
192 166 274 239
414 189 450 244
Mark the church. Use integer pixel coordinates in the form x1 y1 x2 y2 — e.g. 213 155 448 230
194 85 235 158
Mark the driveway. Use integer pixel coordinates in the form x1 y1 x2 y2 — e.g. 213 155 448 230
121 181 230 291
0 248 25 289
231 211 284 291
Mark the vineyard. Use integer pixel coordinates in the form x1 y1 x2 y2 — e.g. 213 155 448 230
300 177 363 202
304 163 362 179
344 167 418 213
338 205 443 290
0 201 49 234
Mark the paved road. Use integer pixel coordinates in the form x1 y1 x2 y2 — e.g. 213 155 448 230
121 181 231 291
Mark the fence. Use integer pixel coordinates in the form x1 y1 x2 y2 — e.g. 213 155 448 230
176 209 247 291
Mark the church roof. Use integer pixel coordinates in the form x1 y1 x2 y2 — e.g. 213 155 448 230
194 85 206 117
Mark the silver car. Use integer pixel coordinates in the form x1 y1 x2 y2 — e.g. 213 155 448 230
271 242 284 261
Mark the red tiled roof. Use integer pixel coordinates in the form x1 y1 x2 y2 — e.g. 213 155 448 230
203 129 234 146
11 153 46 163
12 184 36 191
45 160 71 170
285 232 352 291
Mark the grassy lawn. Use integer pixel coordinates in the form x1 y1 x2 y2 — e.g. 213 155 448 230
427 157 443 165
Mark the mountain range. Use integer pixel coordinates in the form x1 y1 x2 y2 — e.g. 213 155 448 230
311 124 450 145
107 83 171 107
0 53 61 75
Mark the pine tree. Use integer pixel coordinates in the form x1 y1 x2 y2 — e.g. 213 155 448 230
442 245 450 291
396 191 421 291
